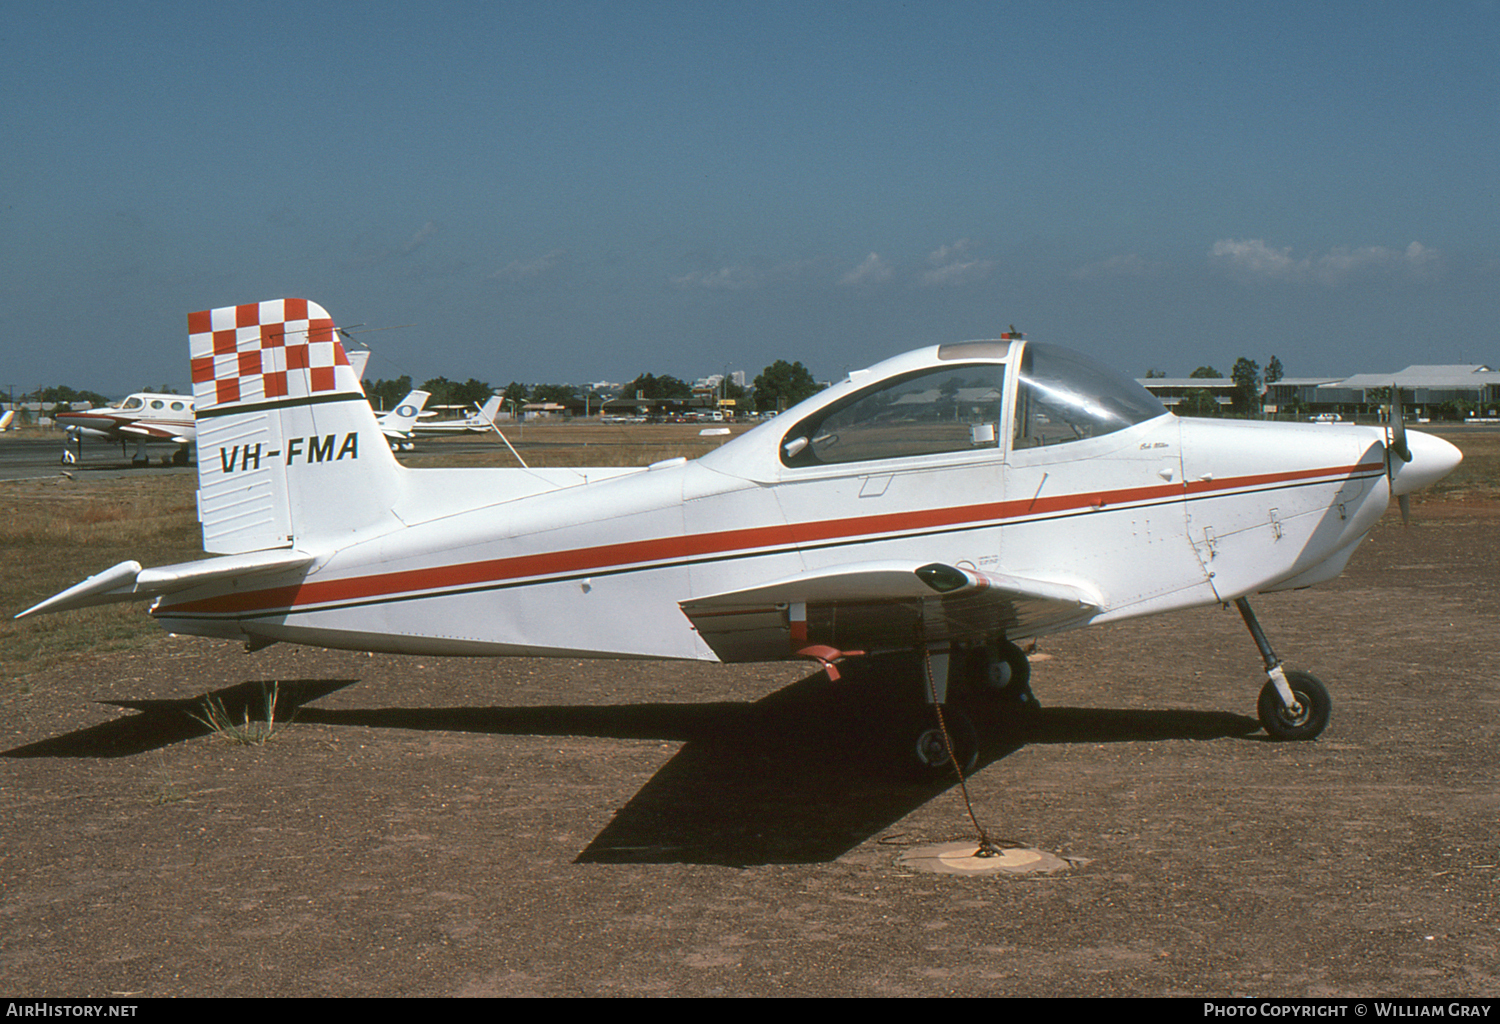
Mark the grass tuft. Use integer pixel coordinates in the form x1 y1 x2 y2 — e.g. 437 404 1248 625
188 682 289 746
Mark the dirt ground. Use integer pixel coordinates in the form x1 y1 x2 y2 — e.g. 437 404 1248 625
1 500 1496 997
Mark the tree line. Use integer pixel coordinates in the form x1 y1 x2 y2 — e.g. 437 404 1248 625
1146 355 1284 418
364 359 826 415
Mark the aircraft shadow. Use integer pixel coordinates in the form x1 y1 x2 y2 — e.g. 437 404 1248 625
3 669 1259 867
2 680 358 758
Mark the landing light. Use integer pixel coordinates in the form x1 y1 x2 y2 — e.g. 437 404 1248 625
916 563 968 593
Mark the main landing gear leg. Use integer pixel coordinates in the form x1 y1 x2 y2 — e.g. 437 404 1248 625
910 647 980 778
907 638 1040 779
1235 597 1331 741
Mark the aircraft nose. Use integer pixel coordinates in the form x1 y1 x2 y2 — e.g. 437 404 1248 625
1391 430 1463 496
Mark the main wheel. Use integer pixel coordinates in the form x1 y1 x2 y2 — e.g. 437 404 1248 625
911 706 979 779
1257 670 1331 741
969 640 1039 713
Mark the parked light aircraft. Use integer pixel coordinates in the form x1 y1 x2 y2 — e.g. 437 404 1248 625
50 349 372 466
54 392 198 465
376 390 430 451
0 409 15 431
17 299 1462 773
411 395 503 435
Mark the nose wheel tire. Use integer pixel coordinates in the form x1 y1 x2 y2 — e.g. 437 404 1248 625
1257 670 1331 741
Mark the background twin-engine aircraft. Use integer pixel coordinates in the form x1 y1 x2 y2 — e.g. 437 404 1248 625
49 350 372 466
53 391 198 465
18 299 1462 774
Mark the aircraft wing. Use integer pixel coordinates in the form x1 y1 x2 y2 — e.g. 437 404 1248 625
680 561 1100 663
15 550 314 619
118 422 193 443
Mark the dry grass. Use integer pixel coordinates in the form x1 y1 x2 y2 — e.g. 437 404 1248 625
1 475 204 690
189 681 289 745
1424 427 1500 501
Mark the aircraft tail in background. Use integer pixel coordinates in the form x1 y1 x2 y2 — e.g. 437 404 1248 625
471 395 503 427
377 389 431 443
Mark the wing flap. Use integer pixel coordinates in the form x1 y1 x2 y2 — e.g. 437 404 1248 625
680 561 1100 663
16 550 314 619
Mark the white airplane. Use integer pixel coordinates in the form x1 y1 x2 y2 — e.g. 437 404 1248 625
54 392 197 465
0 409 16 431
410 395 503 435
17 299 1462 776
375 390 430 451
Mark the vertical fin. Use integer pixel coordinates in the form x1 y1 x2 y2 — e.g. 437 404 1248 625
473 395 502 426
189 299 403 553
379 390 431 435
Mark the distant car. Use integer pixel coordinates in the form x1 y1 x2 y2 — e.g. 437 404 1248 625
1312 413 1342 423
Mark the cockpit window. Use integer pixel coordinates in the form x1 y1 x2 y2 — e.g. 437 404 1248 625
781 363 1005 467
122 397 143 410
1013 343 1165 449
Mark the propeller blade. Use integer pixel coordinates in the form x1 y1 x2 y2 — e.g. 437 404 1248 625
1387 385 1412 466
1385 385 1415 525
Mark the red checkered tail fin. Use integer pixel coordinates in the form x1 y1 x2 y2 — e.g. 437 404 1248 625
189 299 402 554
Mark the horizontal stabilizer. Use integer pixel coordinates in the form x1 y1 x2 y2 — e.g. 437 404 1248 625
16 560 144 619
16 550 314 619
680 561 1100 663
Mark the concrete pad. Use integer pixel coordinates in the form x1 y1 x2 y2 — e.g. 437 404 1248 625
899 841 1073 876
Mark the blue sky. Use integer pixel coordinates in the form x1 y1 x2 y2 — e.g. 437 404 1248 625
4 0 1497 397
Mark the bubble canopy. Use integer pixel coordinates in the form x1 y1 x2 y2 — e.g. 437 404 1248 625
778 341 1166 467
1012 342 1167 450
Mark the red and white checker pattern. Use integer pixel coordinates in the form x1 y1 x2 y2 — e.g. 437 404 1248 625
188 299 356 407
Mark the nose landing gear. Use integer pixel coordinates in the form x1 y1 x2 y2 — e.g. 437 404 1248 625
1235 597 1331 741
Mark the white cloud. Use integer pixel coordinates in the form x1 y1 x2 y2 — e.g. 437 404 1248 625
1402 241 1441 276
920 258 995 287
1210 238 1442 285
1210 238 1306 280
925 238 981 266
840 252 893 286
669 265 763 291
670 259 831 291
920 238 994 287
404 221 439 254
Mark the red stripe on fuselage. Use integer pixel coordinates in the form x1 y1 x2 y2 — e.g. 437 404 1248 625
165 461 1383 617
